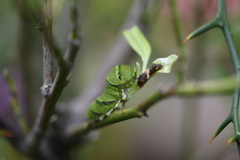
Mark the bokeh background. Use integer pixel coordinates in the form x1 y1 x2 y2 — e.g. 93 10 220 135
1 0 240 160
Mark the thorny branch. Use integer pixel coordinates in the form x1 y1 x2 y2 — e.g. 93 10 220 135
182 0 240 156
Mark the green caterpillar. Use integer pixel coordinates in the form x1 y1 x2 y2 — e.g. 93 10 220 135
87 64 163 121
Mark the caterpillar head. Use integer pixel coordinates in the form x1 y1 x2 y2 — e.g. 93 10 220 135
106 65 136 87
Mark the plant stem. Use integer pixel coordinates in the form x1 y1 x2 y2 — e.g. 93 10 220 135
42 0 53 95
169 0 187 83
3 69 29 134
70 75 238 140
183 0 240 154
218 0 240 154
64 0 81 64
22 0 81 156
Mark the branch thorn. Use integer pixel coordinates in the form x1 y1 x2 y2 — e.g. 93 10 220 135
208 136 216 145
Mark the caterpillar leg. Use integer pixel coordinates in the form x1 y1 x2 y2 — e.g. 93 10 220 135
93 100 121 122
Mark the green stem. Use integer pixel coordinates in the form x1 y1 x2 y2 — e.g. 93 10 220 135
219 0 240 71
231 90 240 132
3 69 29 134
70 86 173 142
169 0 187 83
70 75 237 140
218 0 240 154
183 0 240 154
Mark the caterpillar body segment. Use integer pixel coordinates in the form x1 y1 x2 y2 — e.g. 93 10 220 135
87 65 137 120
87 63 163 121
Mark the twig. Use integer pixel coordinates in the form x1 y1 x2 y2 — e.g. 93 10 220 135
70 75 238 139
51 40 69 72
42 0 53 96
183 0 240 156
216 2 240 149
3 69 28 134
23 0 81 155
48 0 80 72
64 0 81 64
70 85 174 140
169 0 187 83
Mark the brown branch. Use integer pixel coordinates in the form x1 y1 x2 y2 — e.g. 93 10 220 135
22 0 81 156
21 0 159 157
48 0 80 72
64 0 81 64
41 0 53 96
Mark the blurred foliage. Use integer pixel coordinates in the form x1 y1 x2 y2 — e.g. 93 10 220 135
0 138 30 160
0 1 19 66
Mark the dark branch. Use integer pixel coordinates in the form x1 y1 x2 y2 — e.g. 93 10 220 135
22 0 81 156
64 0 82 65
42 0 53 96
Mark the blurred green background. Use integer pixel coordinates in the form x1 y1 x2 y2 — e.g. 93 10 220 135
1 0 240 160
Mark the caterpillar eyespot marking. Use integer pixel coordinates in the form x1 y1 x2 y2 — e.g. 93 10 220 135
137 64 163 88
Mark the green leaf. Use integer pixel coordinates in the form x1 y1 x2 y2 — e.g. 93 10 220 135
123 26 151 73
153 54 178 73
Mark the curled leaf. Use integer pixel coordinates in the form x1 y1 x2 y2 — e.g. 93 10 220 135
153 54 178 73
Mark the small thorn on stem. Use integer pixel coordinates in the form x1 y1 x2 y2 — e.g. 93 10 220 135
180 35 191 46
66 73 72 82
226 140 232 147
208 136 215 145
180 36 190 46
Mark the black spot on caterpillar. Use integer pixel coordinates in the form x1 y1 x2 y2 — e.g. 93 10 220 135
137 64 163 87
